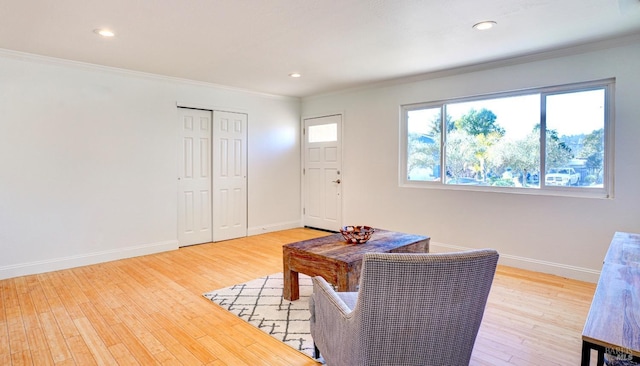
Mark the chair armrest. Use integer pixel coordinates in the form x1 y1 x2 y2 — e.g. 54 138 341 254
311 276 355 315
309 276 359 364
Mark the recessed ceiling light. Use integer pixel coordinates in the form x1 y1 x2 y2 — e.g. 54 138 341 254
94 29 115 37
289 73 302 78
472 21 497 30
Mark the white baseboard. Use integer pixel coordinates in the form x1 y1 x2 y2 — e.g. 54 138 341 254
430 241 601 283
2 235 601 283
248 220 303 236
0 240 179 280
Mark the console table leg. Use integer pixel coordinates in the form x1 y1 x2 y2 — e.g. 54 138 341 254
581 341 591 366
596 349 604 366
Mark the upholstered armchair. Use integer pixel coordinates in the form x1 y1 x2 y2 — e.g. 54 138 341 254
309 249 499 366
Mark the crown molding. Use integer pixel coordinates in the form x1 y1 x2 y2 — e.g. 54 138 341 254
0 47 299 102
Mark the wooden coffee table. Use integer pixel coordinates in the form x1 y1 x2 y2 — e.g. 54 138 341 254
282 229 430 300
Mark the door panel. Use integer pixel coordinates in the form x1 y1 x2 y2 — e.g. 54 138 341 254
303 115 342 231
323 168 339 221
306 167 321 218
178 108 213 246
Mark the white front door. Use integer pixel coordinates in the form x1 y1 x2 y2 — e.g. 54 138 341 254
212 110 248 241
303 114 343 231
178 108 213 246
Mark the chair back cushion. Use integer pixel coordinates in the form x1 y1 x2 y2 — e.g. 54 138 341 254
353 249 499 365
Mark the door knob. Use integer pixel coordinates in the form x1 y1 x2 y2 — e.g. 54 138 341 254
332 179 341 184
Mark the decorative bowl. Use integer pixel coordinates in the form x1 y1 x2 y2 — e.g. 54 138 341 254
340 226 375 244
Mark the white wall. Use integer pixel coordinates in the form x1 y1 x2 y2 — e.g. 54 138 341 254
301 38 640 282
0 50 302 279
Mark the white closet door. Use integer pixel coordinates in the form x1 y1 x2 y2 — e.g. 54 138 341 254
212 110 248 241
177 108 213 246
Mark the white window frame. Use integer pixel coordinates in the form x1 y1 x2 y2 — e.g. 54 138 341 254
399 79 615 199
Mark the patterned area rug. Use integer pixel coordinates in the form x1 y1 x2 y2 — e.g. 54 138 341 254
203 273 317 359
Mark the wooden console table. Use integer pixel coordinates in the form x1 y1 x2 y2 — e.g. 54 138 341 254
282 229 429 300
581 232 640 366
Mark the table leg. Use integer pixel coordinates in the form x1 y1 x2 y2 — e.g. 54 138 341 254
346 270 359 292
283 267 299 301
596 349 604 366
336 265 352 292
336 273 348 292
581 341 591 366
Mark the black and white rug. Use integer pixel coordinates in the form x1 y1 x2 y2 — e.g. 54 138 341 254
203 273 317 359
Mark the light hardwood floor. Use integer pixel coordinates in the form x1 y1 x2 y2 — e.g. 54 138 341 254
1 228 596 365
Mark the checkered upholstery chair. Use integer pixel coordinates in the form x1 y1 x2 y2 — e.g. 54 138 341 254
309 249 499 366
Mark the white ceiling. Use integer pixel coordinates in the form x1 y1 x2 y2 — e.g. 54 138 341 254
1 0 640 97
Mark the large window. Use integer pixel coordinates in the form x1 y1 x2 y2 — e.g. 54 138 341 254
401 79 613 197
